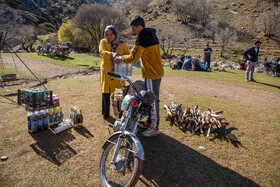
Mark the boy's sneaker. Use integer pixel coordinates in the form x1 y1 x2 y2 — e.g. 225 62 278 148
142 127 160 137
138 120 151 129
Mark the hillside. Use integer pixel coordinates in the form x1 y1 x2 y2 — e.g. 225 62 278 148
130 0 280 49
0 0 109 31
1 0 279 55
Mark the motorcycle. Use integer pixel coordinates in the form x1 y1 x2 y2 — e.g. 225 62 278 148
50 45 71 58
99 72 156 187
38 44 51 56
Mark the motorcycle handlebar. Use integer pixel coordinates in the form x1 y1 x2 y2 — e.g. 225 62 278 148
107 72 121 78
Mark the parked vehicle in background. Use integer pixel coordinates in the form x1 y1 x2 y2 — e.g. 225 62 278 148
38 43 71 58
50 45 71 58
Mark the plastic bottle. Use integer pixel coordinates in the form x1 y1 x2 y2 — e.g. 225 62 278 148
114 63 120 74
31 112 38 133
54 122 71 134
27 112 32 133
37 111 43 131
118 89 123 100
114 89 123 101
59 106 63 123
114 88 118 100
127 64 132 76
121 62 125 75
36 90 40 109
70 106 74 126
29 90 33 107
42 109 49 129
40 90 45 108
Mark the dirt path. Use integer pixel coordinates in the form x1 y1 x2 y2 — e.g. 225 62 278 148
132 74 280 109
1 56 98 86
1 56 85 78
1 55 279 109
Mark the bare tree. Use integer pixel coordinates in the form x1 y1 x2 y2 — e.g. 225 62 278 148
182 39 193 56
171 0 188 24
158 25 183 57
171 0 212 26
215 27 237 57
0 12 24 49
204 20 219 44
15 25 46 52
71 4 128 52
255 7 280 37
199 0 213 27
131 0 151 12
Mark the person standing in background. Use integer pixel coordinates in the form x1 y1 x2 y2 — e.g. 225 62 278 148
203 43 212 71
243 40 261 82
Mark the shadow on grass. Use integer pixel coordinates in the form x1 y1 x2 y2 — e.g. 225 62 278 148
30 129 77 166
255 81 280 89
75 126 94 139
209 125 246 148
212 69 237 74
0 94 23 106
52 56 75 61
139 133 259 186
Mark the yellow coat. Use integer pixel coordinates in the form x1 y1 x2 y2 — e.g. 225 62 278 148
121 28 164 80
99 38 130 93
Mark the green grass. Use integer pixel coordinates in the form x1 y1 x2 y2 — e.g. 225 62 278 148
1 53 101 69
0 67 279 186
164 67 280 93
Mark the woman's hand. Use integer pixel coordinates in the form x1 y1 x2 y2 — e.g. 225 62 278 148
111 52 117 58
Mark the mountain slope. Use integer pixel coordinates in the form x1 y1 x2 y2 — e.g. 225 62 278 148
0 0 109 31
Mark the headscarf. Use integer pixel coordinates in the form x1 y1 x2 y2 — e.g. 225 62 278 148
105 25 124 52
104 25 124 71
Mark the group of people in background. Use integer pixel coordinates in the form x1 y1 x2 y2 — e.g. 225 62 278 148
173 43 212 72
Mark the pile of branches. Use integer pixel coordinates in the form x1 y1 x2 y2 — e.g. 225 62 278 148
164 101 235 139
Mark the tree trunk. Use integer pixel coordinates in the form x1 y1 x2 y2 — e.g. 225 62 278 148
220 47 224 57
21 43 29 52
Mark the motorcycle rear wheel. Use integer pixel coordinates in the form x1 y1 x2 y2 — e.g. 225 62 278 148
99 134 143 187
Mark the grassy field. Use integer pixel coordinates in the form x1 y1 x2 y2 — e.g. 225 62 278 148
1 53 101 69
0 66 279 186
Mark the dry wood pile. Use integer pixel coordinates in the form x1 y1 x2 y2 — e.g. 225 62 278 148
164 101 230 138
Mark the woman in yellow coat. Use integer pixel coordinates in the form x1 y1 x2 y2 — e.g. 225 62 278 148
99 25 130 119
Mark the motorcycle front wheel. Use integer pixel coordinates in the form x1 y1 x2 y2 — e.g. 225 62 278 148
99 134 143 187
